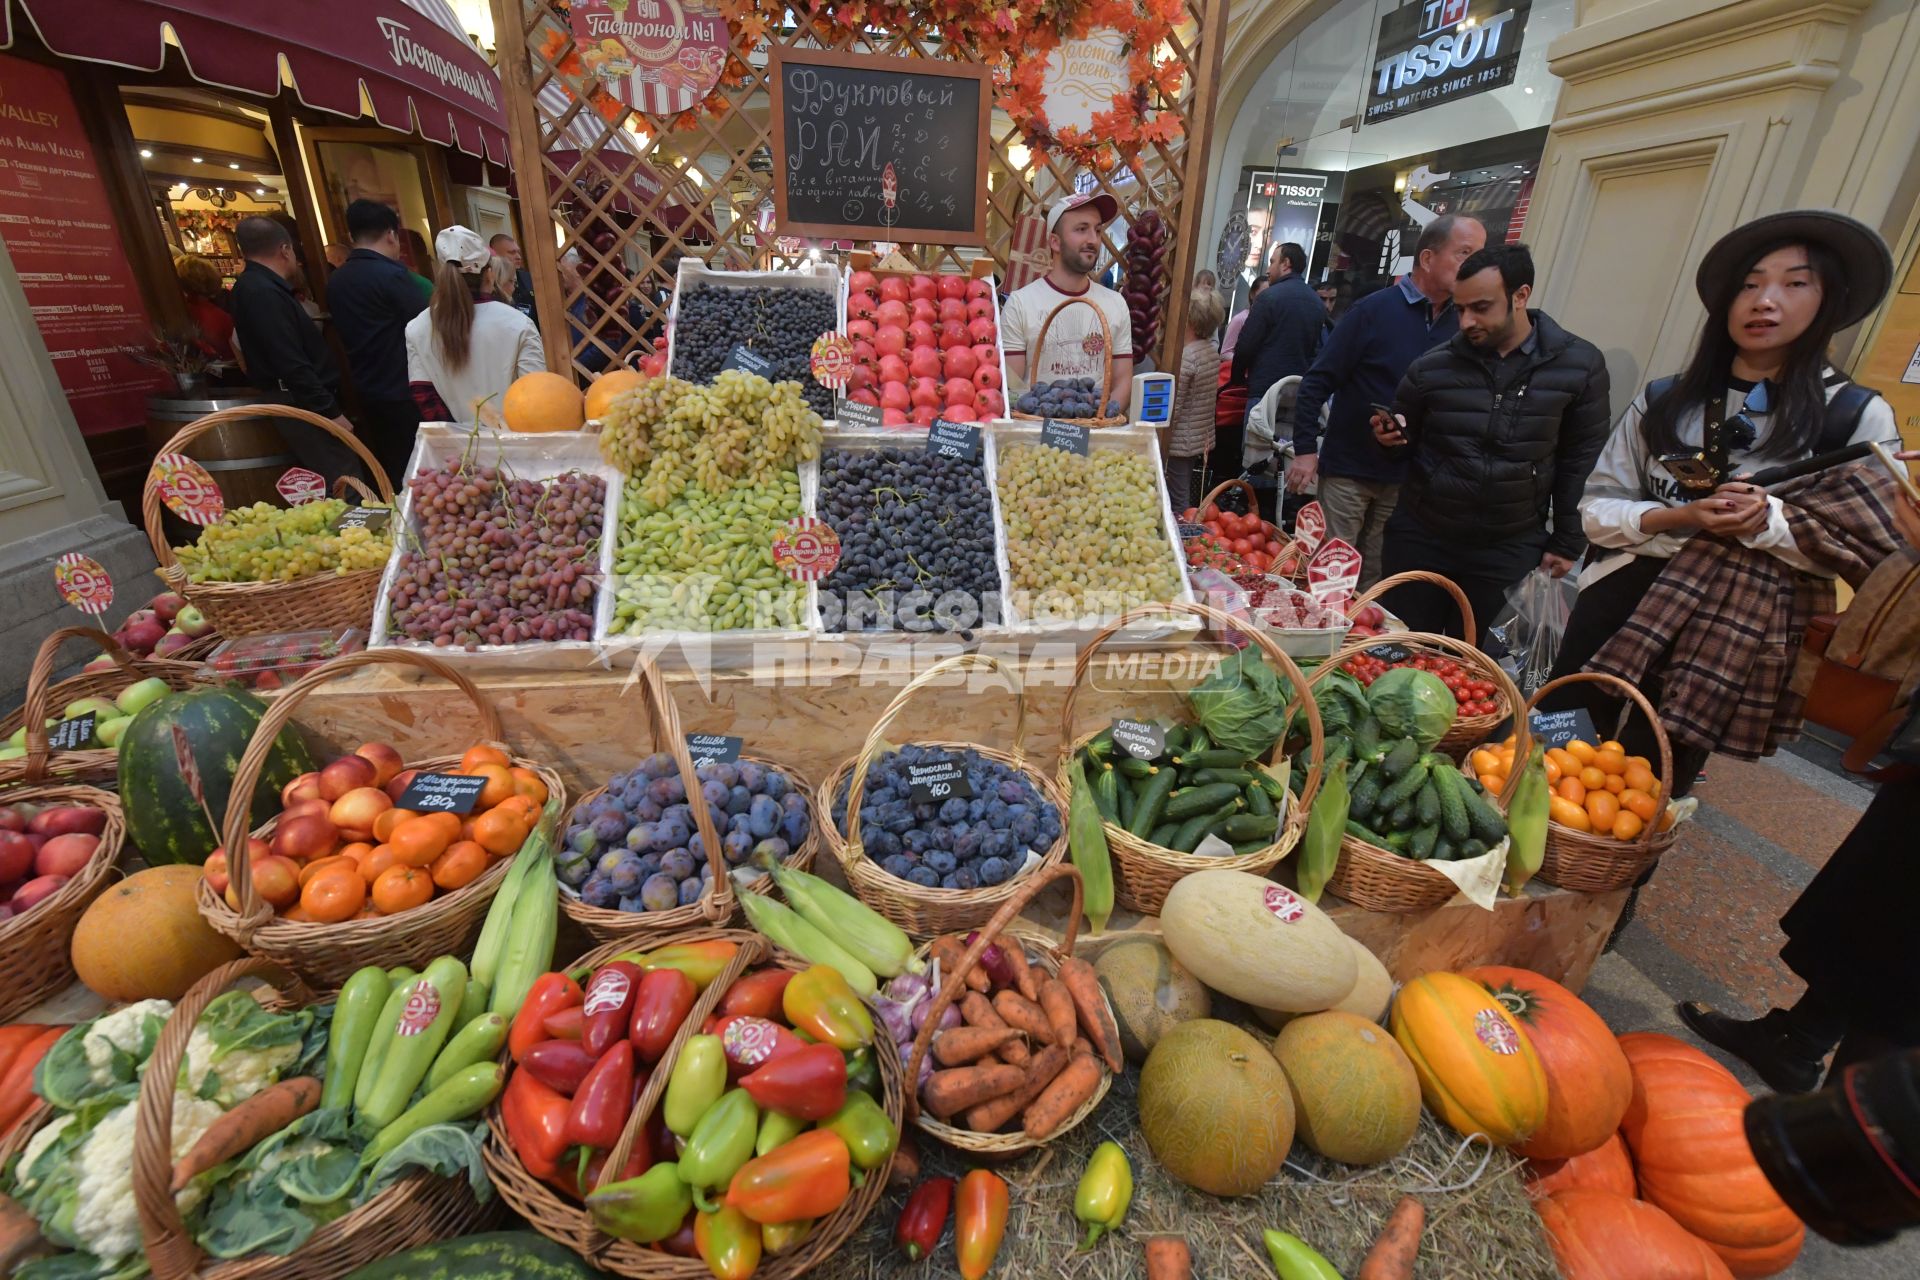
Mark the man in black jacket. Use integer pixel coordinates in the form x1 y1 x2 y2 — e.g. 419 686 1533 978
1229 242 1324 423
327 200 427 484
1372 244 1611 645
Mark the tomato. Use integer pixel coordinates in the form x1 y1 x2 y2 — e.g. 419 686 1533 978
1265 540 1283 556
1203 521 1222 537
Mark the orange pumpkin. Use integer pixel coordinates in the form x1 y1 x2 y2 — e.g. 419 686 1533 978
1618 1032 1805 1277
1467 965 1633 1159
1389 971 1548 1146
1527 1132 1637 1201
1537 1189 1734 1280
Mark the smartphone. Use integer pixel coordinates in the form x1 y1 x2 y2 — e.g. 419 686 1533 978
1871 440 1920 505
1658 452 1719 489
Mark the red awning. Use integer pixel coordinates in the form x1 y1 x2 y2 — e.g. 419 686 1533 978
1 0 508 163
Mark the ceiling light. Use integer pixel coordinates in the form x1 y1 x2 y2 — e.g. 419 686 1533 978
228 162 240 169
139 148 153 158
1524 85 1535 94
1393 176 1407 192
255 187 266 195
191 156 203 164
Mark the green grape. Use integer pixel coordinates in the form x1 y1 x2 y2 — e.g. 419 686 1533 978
172 498 394 584
996 445 1182 621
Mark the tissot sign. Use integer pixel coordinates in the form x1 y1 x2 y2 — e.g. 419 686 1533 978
1366 0 1531 124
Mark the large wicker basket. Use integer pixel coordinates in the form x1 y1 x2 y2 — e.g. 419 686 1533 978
816 653 1069 939
1530 672 1679 892
1347 570 1509 756
482 927 904 1277
558 661 820 943
197 648 565 989
143 404 395 638
0 782 123 1022
902 863 1115 1158
1057 599 1326 917
0 627 205 788
1322 630 1530 913
1007 295 1130 427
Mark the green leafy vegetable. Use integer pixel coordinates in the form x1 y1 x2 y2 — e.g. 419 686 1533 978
1366 667 1458 750
1294 668 1369 740
1188 647 1294 761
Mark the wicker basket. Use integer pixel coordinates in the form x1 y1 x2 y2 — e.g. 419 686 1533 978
902 863 1115 1157
129 957 488 1278
144 404 395 638
558 661 820 943
1529 672 1679 892
1007 295 1130 427
0 627 206 788
816 653 1069 939
1057 600 1326 917
1321 630 1530 913
196 648 565 989
1345 570 1510 756
482 927 904 1277
0 783 122 1022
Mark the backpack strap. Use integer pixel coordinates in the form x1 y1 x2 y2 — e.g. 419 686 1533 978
1643 375 1678 409
1816 380 1879 454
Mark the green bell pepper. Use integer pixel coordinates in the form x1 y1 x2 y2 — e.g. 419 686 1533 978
819 1090 897 1180
587 1161 693 1244
1073 1141 1133 1249
755 1106 807 1157
664 1033 728 1140
844 1047 882 1100
680 1088 761 1211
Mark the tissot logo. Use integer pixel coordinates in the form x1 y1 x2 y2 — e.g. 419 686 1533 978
1374 8 1518 96
1420 0 1473 37
1365 0 1531 122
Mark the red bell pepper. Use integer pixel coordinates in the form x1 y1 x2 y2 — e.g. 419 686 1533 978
510 972 582 1061
895 1176 955 1262
955 1169 1010 1280
718 967 794 1021
723 1129 853 1225
782 965 874 1050
656 1212 700 1258
502 1066 573 1181
581 960 643 1058
543 1006 585 1040
712 1015 808 1078
565 1041 636 1150
628 966 698 1064
0 1026 64 1134
520 1039 599 1096
739 1041 847 1121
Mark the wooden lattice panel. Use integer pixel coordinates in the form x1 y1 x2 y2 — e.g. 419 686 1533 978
493 0 1227 383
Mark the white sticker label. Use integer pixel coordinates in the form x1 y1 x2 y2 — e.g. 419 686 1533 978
1474 1008 1521 1055
396 981 441 1037
583 968 632 1017
1264 884 1306 923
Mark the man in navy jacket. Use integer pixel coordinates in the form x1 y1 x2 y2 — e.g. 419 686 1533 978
1229 242 1325 437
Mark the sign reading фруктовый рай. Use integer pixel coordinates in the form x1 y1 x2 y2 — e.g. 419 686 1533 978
1365 0 1531 124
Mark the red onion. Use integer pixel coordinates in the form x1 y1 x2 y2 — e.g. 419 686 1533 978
963 930 1018 990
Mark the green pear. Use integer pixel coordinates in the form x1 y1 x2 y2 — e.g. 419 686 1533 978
114 676 171 719
95 716 131 748
61 696 121 721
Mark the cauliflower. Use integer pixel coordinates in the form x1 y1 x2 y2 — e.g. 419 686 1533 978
181 1023 301 1108
68 1093 224 1263
13 1113 73 1193
79 999 173 1085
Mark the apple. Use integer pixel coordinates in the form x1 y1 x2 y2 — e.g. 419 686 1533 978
318 754 378 802
280 797 331 823
848 270 879 296
878 276 910 304
967 277 994 301
937 275 968 302
271 812 338 862
282 771 323 807
202 849 230 895
967 297 995 322
118 620 165 654
251 855 301 910
0 806 27 832
1355 603 1387 629
149 591 187 625
910 404 938 426
95 717 131 749
874 326 907 358
909 298 937 326
906 320 936 349
941 403 979 423
82 655 118 675
63 696 121 722
36 833 98 877
944 377 977 406
0 748 24 763
881 407 910 426
354 741 406 787
116 676 172 718
908 275 938 303
909 378 942 410
329 786 393 842
11 874 67 913
968 315 999 344
943 346 979 381
0 830 33 883
122 608 159 631
172 605 212 638
879 381 911 412
384 768 420 803
153 629 196 659
907 347 943 381
29 806 105 838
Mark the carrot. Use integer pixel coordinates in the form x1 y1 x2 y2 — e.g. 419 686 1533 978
960 992 1027 1065
0 1193 54 1274
1357 1195 1425 1280
1074 1036 1093 1059
1058 957 1124 1072
995 1038 1030 1067
992 989 1053 1043
888 1131 922 1188
171 1076 321 1191
1003 942 1040 1002
963 1043 1068 1133
1038 979 1078 1048
0 1027 64 1135
930 936 990 993
0 1025 52 1085
1144 1235 1193 1280
921 1063 1024 1120
1021 1051 1103 1138
933 1025 1023 1066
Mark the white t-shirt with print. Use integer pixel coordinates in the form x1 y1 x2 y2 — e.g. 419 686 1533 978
1001 277 1132 393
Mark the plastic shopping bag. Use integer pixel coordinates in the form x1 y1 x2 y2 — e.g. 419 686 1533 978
1491 568 1579 698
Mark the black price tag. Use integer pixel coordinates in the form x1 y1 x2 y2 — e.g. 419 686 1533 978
1039 418 1090 456
333 506 392 532
721 345 775 378
907 755 975 804
838 397 885 430
926 419 982 463
47 713 96 752
1110 718 1166 761
395 772 488 814
686 734 744 768
1528 708 1599 750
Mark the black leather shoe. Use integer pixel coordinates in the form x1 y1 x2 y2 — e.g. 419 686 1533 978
1676 1002 1824 1093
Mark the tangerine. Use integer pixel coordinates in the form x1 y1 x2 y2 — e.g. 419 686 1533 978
510 767 550 807
362 845 401 884
373 808 419 843
372 864 434 914
472 807 531 856
461 745 511 772
301 867 366 922
431 841 490 890
1623 764 1658 795
390 816 452 868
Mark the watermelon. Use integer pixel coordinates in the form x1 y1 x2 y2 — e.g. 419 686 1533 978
119 685 315 865
341 1232 610 1279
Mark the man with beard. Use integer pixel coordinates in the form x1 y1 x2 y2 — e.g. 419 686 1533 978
1003 192 1132 409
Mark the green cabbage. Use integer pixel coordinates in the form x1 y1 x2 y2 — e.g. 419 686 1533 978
1188 648 1294 760
1366 667 1458 749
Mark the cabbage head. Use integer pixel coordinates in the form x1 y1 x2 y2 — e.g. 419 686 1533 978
1366 667 1457 749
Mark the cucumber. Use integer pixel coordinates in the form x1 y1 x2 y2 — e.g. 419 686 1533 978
1434 836 1458 861
1127 767 1181 839
1380 737 1421 782
1325 738 1353 770
1346 818 1392 847
1383 828 1412 852
1148 822 1180 848
1430 766 1472 842
1231 839 1272 856
1349 771 1383 822
341 1231 609 1280
1090 765 1120 823
1190 768 1258 789
1170 800 1240 853
1193 749 1249 769
1462 784 1509 843
1415 780 1441 828
1087 728 1114 762
1376 759 1431 814
1409 823 1440 859
1221 812 1279 843
1116 773 1138 828
1459 838 1489 859
1249 766 1290 802
1352 714 1383 763
1115 757 1158 781
1388 800 1416 832
1245 784 1275 818
1164 782 1245 821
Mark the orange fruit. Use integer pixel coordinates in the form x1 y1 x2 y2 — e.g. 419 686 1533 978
1556 776 1587 805
362 845 401 884
1657 809 1675 832
373 808 419 843
1549 795 1592 831
472 808 531 857
467 764 516 810
1594 749 1628 776
1585 791 1620 830
282 902 316 923
1623 764 1657 795
355 903 381 919
423 811 465 842
372 865 434 915
493 794 541 826
502 371 584 433
510 767 550 807
389 816 452 868
583 368 646 421
1612 811 1646 841
1621 789 1659 822
461 745 511 772
1604 774 1626 794
431 841 490 891
1565 740 1597 765
1579 765 1607 792
300 867 366 922
299 855 356 888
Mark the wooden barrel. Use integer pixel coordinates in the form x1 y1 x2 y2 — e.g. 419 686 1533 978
145 395 296 542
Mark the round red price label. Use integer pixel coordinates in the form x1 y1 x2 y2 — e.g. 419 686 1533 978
275 467 327 506
53 554 114 615
771 517 842 582
153 452 225 525
810 332 855 389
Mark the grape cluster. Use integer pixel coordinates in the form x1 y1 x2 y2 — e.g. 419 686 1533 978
997 444 1183 620
174 499 392 583
1014 378 1119 419
830 745 1060 891
599 371 822 510
817 448 1002 633
385 463 605 649
671 284 838 416
558 752 810 912
608 472 807 634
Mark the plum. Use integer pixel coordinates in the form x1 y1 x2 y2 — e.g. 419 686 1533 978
609 856 644 894
906 866 939 888
581 872 617 908
647 776 686 806
776 808 806 847
659 848 696 880
750 837 790 865
639 874 680 912
761 771 789 801
727 812 753 836
705 762 740 789
568 828 599 857
726 785 753 816
656 818 691 850
598 850 627 876
556 855 591 887
634 853 662 880
624 823 657 852
747 795 780 840
722 830 753 864
591 814 628 845
639 752 677 780
978 856 1012 885
631 798 663 825
735 761 767 792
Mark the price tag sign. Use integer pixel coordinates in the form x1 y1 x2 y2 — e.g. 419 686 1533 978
686 734 743 768
395 772 489 814
52 553 114 616
47 713 96 752
771 517 842 581
721 345 775 379
1039 418 1090 456
275 467 327 506
926 419 982 463
907 755 975 804
1294 501 1326 554
838 397 885 430
153 452 225 525
810 332 855 389
1110 718 1167 761
1528 707 1599 750
333 506 393 533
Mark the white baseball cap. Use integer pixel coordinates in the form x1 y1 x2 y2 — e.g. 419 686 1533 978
1047 191 1119 235
435 224 491 272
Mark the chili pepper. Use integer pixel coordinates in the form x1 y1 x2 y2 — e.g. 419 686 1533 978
581 960 643 1058
623 939 740 991
501 1066 572 1180
782 964 875 1051
819 1089 898 1181
955 1169 1009 1280
664 1033 729 1139
1074 1141 1133 1250
510 971 582 1061
719 967 794 1021
739 1041 847 1121
520 1039 599 1096
895 1176 954 1262
1298 757 1349 904
760 1217 813 1256
714 1015 807 1078
574 1139 653 1199
724 1129 852 1225
695 1204 763 1280
680 1088 762 1212
1262 1228 1343 1280
755 1106 807 1157
845 1047 882 1100
542 1005 585 1041
629 966 699 1064
588 1160 695 1244
565 1040 636 1150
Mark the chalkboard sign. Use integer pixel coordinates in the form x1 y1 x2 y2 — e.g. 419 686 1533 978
48 713 96 752
1040 419 1091 456
838 398 885 430
721 345 774 378
395 772 488 814
769 47 991 247
907 754 975 804
686 734 743 768
1528 708 1599 750
1110 718 1167 761
926 419 982 463
333 506 392 533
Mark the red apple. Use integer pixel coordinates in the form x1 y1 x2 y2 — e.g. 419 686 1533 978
909 298 937 326
11 875 67 914
329 786 393 842
910 377 943 410
911 404 938 426
29 806 106 837
943 346 979 380
907 347 943 381
881 407 910 426
967 297 995 322
879 276 910 303
944 378 977 406
82 655 118 675
283 771 323 807
280 797 330 824
876 298 910 328
271 812 338 862
846 318 876 344
937 298 966 325
974 363 1004 392
149 592 188 625
318 754 377 802
118 620 165 655
941 403 979 423
937 275 968 301
848 270 879 296
384 768 419 803
874 324 907 357
251 855 301 910
938 322 971 351
0 830 33 883
879 381 912 412
978 389 1005 417
968 315 999 344
202 850 230 896
909 275 938 303
35 833 97 878
878 353 910 384
354 742 405 787
848 291 877 322
153 630 195 658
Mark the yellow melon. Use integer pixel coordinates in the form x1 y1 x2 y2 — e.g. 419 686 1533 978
1273 1010 1422 1165
503 371 585 432
72 865 242 1001
1138 1019 1294 1196
1093 935 1211 1064
1255 935 1394 1031
583 368 645 421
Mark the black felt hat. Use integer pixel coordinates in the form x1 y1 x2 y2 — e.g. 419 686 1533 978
1696 209 1893 329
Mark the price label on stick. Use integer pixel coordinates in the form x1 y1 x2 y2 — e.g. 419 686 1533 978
926 419 982 463
907 755 975 804
721 345 775 379
47 713 96 752
838 398 885 430
275 467 327 506
153 452 225 525
395 772 488 814
686 734 743 768
1528 708 1599 750
810 332 855 389
332 506 392 533
52 553 113 616
1110 718 1167 761
772 517 842 582
1039 418 1090 456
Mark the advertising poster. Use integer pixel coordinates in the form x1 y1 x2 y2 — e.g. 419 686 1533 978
1366 0 1533 125
569 0 729 116
1247 171 1330 278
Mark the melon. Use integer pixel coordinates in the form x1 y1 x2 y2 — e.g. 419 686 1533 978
1138 1019 1294 1197
503 371 585 432
1159 870 1356 1012
1093 936 1210 1064
1391 971 1548 1147
1254 935 1395 1031
72 864 242 1000
1272 1011 1421 1165
583 368 645 421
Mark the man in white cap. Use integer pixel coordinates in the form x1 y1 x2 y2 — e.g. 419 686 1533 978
1002 192 1131 408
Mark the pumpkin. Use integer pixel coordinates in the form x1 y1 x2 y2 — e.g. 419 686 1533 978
1618 1032 1804 1277
1390 971 1547 1146
1271 1010 1421 1165
1159 871 1356 1013
1537 1189 1735 1280
1138 1019 1294 1197
71 864 243 1001
1527 1132 1637 1201
1466 965 1632 1159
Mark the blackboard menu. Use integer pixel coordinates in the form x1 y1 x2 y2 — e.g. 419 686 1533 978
769 47 991 247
